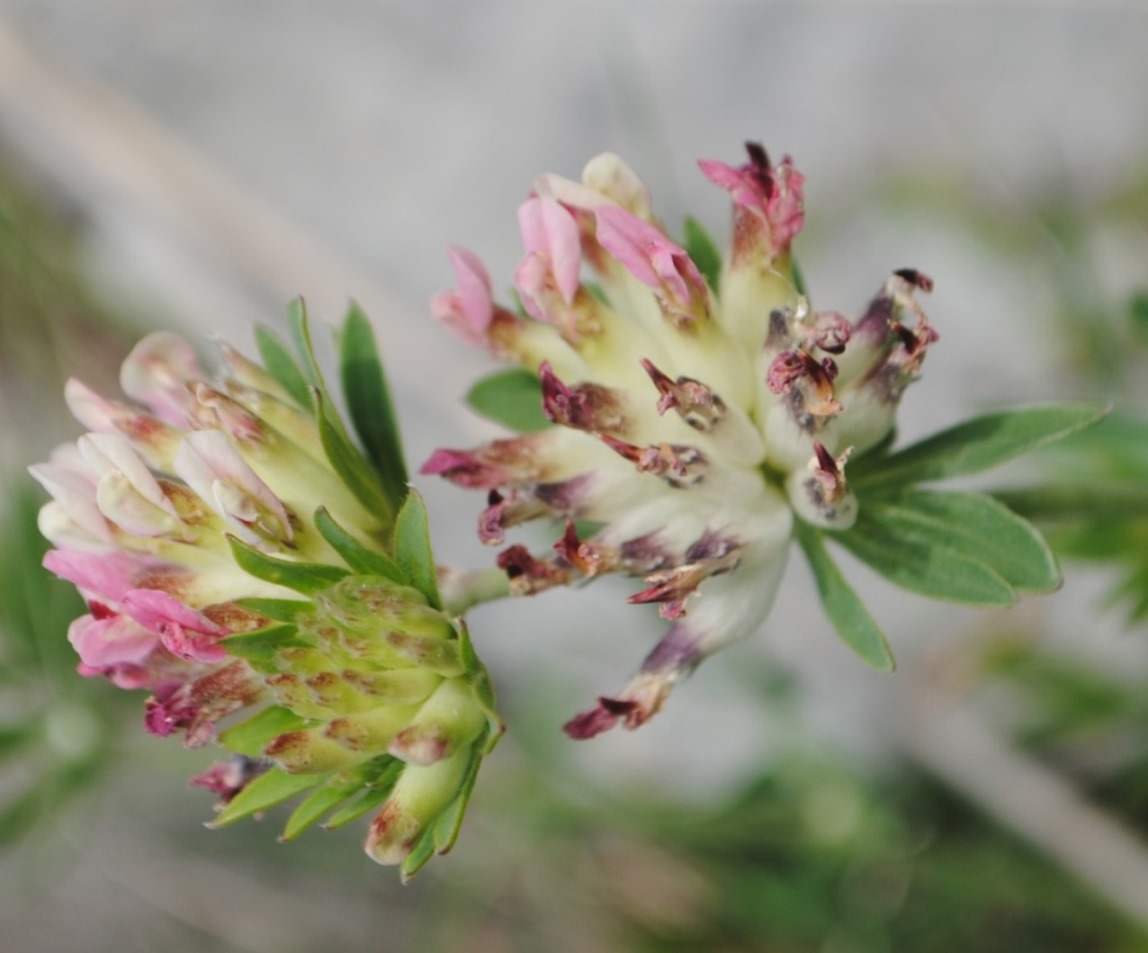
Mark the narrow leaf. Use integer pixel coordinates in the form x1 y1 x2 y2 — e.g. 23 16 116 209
227 535 349 595
314 507 405 582
282 769 373 842
315 389 395 524
682 216 722 295
851 403 1110 490
340 302 410 504
286 297 325 390
323 760 403 829
211 768 321 828
866 490 1061 593
394 489 442 608
400 830 438 882
794 521 895 672
254 325 311 408
466 369 551 434
220 623 308 667
218 705 311 758
832 514 1017 607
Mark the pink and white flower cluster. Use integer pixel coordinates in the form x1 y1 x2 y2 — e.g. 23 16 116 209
425 143 937 737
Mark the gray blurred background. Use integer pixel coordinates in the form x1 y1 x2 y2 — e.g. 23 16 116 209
1 2 1148 951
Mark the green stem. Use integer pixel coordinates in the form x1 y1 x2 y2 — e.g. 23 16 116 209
437 567 511 615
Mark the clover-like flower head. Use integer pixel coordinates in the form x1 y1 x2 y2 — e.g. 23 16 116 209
426 144 939 736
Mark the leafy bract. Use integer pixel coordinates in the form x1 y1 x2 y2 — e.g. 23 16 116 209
466 369 551 434
795 521 895 672
851 404 1110 491
340 302 409 505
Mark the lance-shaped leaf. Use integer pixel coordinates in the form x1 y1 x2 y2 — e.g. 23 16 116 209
210 767 322 828
323 760 404 829
466 368 551 434
340 302 409 505
851 403 1110 491
864 490 1061 593
280 757 397 842
218 705 312 758
795 520 895 672
220 623 309 669
255 324 311 408
227 535 350 594
831 513 1017 607
394 489 442 609
314 507 405 582
314 388 395 524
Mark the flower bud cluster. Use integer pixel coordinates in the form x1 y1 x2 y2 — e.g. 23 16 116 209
32 327 500 873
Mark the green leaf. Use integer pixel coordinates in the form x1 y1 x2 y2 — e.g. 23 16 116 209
220 623 309 667
832 514 1017 607
466 368 551 434
794 521 895 672
314 507 405 582
281 766 377 842
431 745 484 854
227 535 350 595
400 829 438 882
211 768 322 828
851 404 1111 491
322 760 403 829
394 489 442 609
254 325 311 408
218 705 311 758
286 297 325 391
865 491 1061 593
682 216 722 295
339 302 410 505
315 389 395 524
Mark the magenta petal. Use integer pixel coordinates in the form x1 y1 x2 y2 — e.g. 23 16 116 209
121 589 228 664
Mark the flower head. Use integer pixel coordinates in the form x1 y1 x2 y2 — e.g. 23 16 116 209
33 308 502 878
426 144 938 737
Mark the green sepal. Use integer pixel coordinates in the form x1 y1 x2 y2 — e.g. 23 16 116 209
219 623 308 669
865 490 1061 593
209 768 321 828
795 520 895 672
399 829 438 882
217 705 312 758
280 761 388 842
236 598 313 622
831 514 1017 608
466 368 551 434
339 302 410 505
430 742 486 856
314 388 395 524
322 759 404 830
314 507 404 582
227 535 350 595
851 403 1110 491
394 489 442 609
682 216 723 295
255 324 312 409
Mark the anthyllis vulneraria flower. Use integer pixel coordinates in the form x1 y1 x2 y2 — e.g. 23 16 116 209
31 304 502 878
424 142 1106 738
